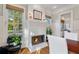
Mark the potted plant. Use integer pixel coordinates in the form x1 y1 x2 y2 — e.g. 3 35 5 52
46 27 52 35
7 34 21 46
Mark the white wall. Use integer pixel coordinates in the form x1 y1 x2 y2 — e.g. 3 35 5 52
27 20 47 47
26 4 54 47
52 15 61 37
0 5 4 46
0 16 3 46
27 4 53 20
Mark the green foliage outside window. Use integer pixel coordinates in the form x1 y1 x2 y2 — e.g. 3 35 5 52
8 9 22 33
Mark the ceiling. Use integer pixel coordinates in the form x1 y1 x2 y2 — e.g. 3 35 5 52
40 4 77 12
19 4 78 12
26 4 79 16
27 4 78 14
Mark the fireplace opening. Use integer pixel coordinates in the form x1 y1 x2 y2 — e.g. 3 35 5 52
32 35 45 45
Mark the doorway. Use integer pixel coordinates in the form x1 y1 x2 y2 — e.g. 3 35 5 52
60 11 72 37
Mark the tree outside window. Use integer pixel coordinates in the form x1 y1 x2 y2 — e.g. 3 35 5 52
8 9 22 34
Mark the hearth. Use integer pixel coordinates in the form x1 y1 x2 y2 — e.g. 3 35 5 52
32 35 45 45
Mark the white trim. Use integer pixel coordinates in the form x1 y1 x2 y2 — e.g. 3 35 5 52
59 10 73 30
58 10 73 37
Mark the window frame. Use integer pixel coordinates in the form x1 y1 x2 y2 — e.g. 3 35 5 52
7 7 24 36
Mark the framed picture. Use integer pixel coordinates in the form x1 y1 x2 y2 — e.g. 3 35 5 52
33 10 42 20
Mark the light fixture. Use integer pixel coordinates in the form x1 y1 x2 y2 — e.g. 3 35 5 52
61 17 65 20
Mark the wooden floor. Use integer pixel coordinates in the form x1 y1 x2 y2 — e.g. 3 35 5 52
17 39 79 54
32 46 49 54
17 46 49 54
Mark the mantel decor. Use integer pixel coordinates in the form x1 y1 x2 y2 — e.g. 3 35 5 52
33 9 42 20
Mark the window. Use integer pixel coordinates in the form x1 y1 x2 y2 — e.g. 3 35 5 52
45 15 52 24
6 5 24 46
7 7 23 35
